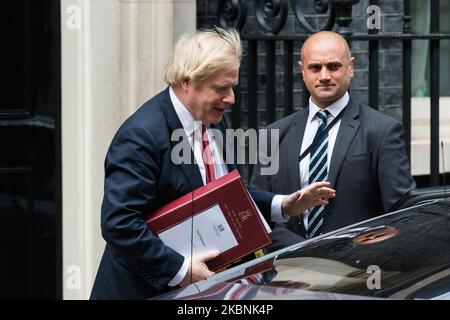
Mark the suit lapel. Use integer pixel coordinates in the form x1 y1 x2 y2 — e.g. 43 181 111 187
328 99 361 188
160 88 204 191
284 109 308 237
285 109 309 191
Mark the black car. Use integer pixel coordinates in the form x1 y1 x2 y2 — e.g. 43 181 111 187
155 188 450 300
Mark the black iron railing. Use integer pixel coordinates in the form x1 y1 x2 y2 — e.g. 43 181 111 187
217 0 450 186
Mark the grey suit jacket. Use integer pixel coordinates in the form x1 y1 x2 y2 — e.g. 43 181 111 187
251 99 416 251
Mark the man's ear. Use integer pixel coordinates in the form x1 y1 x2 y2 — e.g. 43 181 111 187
298 60 304 77
181 77 190 92
349 56 355 77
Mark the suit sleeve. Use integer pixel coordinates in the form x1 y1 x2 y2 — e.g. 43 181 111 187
247 186 274 225
251 162 273 193
250 125 274 193
100 126 184 290
378 120 416 212
250 127 305 249
248 126 277 225
218 116 276 224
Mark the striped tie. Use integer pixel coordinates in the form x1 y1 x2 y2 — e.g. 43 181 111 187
306 109 329 238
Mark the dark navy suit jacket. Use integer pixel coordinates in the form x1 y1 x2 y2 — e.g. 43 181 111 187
90 88 275 299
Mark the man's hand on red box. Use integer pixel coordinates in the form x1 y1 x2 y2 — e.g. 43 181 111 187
179 250 220 288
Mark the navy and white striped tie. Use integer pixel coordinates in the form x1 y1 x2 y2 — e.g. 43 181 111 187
306 109 330 238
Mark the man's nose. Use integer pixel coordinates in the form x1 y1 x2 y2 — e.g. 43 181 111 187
319 66 331 81
223 88 235 105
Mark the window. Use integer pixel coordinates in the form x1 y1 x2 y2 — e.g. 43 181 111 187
411 0 450 97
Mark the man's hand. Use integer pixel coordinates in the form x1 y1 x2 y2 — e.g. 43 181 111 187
179 250 219 288
281 181 336 217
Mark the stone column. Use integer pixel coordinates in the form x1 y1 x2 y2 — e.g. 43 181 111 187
61 0 195 299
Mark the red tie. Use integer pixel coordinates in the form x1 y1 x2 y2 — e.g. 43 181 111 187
202 125 216 184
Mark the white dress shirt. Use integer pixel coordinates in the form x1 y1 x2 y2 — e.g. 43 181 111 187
167 87 285 286
300 92 349 228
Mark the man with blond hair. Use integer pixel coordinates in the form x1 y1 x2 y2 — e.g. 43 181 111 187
251 31 415 250
91 28 335 299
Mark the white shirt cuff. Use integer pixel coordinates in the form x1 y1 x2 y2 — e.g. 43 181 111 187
168 257 190 287
270 194 289 223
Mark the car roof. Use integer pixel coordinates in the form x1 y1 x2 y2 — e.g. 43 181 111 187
155 198 450 300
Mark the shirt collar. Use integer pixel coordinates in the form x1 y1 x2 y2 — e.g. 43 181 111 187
307 91 349 123
169 87 202 137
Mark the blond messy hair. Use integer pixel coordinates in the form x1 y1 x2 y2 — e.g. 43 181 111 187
165 27 242 87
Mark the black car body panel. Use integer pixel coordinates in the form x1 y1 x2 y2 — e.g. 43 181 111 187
154 197 450 300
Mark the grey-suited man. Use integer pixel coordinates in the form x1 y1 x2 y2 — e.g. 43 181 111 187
251 31 416 251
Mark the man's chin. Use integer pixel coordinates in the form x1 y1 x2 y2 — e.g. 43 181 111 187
316 90 337 98
313 95 340 107
319 90 343 100
207 115 223 124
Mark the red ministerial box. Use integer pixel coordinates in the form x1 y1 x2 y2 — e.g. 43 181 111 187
145 169 271 271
